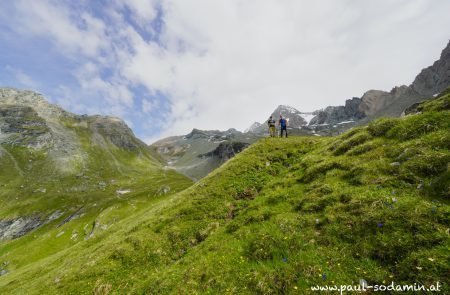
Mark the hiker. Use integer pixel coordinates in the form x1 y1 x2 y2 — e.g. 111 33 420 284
267 116 276 137
279 115 288 138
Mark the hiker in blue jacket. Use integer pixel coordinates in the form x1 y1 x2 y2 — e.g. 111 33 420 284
278 115 288 138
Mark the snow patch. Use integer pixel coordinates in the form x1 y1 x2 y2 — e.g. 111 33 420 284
281 105 300 114
337 120 355 125
300 113 315 125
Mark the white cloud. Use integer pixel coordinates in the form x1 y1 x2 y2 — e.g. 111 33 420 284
4 0 137 118
4 65 40 89
123 0 450 138
12 0 108 58
142 98 158 113
119 0 160 26
3 0 450 142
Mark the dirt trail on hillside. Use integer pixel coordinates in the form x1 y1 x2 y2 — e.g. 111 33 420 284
0 145 24 176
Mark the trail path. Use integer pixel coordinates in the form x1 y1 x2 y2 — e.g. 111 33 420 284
0 145 24 176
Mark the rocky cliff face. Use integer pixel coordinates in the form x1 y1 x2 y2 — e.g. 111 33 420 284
309 97 365 125
357 85 423 117
411 40 450 96
309 40 450 124
199 142 250 162
0 105 50 148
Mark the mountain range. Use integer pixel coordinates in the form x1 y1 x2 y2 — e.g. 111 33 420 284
152 40 450 180
0 85 448 293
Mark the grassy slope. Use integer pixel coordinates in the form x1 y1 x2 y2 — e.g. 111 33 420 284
1 93 449 294
0 118 192 290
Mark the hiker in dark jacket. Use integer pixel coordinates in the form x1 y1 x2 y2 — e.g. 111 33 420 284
267 116 276 137
278 115 288 138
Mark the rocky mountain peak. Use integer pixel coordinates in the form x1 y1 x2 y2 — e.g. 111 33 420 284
0 88 67 121
310 95 366 126
244 122 262 133
270 105 306 126
87 115 144 150
225 128 240 134
273 105 301 116
0 87 148 158
185 128 208 139
411 40 450 96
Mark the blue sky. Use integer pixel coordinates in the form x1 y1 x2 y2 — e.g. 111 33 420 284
1 0 450 143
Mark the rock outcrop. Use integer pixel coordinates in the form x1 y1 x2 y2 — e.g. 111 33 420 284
309 40 450 124
358 85 423 117
87 115 146 150
0 216 42 240
0 105 50 148
310 97 365 125
411 40 450 96
199 142 250 162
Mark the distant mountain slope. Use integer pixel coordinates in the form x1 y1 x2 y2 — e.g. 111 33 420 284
248 105 314 135
151 105 320 180
244 122 261 133
312 40 450 124
151 128 259 180
0 87 192 241
2 91 448 293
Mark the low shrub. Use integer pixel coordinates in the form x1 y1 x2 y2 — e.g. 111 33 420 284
333 132 372 155
300 160 347 182
387 112 450 140
368 118 399 136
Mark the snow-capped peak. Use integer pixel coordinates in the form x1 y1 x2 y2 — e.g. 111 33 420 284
244 122 262 133
277 105 300 114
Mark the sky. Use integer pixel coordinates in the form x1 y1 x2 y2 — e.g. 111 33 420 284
0 0 450 143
